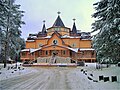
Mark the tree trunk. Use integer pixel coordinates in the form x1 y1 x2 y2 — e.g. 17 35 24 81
3 0 11 68
4 42 7 68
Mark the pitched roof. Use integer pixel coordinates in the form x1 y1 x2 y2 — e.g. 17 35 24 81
53 15 65 27
72 22 77 33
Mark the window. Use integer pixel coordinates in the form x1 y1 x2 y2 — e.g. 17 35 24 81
54 28 61 31
45 51 48 55
64 29 68 32
38 44 43 47
39 51 42 56
72 43 76 47
82 51 84 55
58 28 61 31
31 53 34 56
53 40 58 45
22 52 26 56
63 50 66 55
54 28 58 31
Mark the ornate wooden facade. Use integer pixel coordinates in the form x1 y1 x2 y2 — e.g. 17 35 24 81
20 13 96 63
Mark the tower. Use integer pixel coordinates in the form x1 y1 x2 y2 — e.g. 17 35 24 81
70 19 77 36
38 20 47 37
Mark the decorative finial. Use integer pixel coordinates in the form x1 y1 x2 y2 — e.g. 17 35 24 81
43 20 45 24
57 11 61 15
73 18 76 22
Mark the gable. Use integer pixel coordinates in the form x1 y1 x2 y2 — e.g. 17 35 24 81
47 32 63 46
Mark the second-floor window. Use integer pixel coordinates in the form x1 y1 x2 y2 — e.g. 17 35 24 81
63 50 66 55
39 44 43 47
39 51 42 56
46 51 48 55
72 43 76 48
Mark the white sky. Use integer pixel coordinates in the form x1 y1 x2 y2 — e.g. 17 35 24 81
15 0 99 39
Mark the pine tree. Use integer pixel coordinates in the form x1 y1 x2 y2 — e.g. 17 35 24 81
0 0 25 68
92 0 120 64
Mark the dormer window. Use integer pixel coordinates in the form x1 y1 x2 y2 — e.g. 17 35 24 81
54 28 58 31
39 44 43 47
53 40 58 45
72 43 76 47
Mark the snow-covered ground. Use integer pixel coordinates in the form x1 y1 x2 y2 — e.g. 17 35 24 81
0 63 37 81
0 63 120 90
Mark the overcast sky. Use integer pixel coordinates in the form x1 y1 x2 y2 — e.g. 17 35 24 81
16 0 99 39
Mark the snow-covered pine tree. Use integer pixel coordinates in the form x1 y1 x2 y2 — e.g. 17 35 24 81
92 0 120 64
0 28 5 62
0 0 25 68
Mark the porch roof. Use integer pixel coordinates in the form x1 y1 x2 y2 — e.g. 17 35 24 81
21 48 42 53
67 47 79 52
79 48 95 51
21 47 94 53
21 49 30 52
30 48 42 53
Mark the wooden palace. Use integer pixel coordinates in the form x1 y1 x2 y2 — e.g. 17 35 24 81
20 13 96 63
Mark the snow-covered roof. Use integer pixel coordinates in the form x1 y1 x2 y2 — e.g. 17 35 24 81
80 48 94 51
29 36 37 38
21 49 30 52
67 47 79 52
30 48 41 53
27 35 37 40
26 40 35 42
21 48 42 53
61 46 94 52
61 35 80 38
81 39 91 40
44 36 51 38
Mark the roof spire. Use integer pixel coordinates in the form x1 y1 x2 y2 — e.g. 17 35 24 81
43 20 45 24
72 18 77 33
57 11 61 15
73 18 76 22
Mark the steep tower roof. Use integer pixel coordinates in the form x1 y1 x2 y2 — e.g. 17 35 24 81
72 19 77 33
53 12 65 27
42 20 46 34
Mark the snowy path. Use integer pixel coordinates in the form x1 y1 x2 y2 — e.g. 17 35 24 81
0 67 120 90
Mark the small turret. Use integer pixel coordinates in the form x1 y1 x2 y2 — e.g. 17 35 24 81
41 20 46 34
70 19 78 36
72 19 77 34
37 20 47 37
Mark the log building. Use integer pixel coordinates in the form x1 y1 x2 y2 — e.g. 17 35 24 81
21 13 96 63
